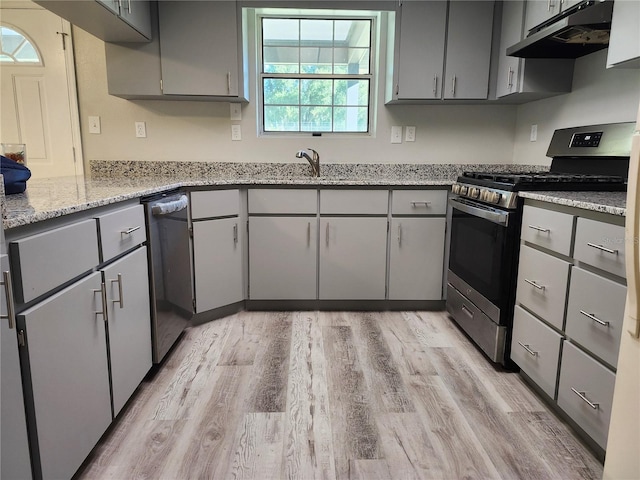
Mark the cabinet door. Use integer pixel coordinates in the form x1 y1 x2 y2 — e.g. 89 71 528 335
496 0 524 98
389 217 445 300
118 0 152 39
524 0 562 33
249 217 317 300
20 272 112 480
607 0 640 68
193 217 243 312
159 1 239 96
1 255 32 480
444 1 495 99
319 217 387 300
103 247 152 417
395 1 447 99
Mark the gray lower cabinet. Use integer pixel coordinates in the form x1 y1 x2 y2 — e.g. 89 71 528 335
102 247 152 416
18 272 113 480
193 218 243 312
1 254 32 480
319 217 388 300
249 216 317 300
388 217 445 300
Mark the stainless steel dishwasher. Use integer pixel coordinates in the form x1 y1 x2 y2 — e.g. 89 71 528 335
143 192 194 363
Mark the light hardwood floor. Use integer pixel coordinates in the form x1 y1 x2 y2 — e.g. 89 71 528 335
78 311 603 480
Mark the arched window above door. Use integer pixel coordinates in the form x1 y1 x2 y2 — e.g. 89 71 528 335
0 25 42 64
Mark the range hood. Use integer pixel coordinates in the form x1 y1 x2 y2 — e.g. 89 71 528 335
506 0 614 59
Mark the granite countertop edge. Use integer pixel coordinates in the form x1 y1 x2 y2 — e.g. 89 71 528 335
518 191 627 217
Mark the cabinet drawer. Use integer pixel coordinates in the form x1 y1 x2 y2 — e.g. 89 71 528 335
9 220 99 303
191 189 240 219
557 341 616 449
392 190 447 215
565 267 626 368
521 205 574 256
320 189 388 215
573 217 626 278
511 306 562 399
516 245 570 330
96 204 146 263
248 189 317 214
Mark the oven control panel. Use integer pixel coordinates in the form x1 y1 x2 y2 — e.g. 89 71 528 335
451 183 518 210
570 131 603 148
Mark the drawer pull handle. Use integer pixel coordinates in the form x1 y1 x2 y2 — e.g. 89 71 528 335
121 226 141 237
579 310 609 327
461 304 474 317
524 279 546 290
571 387 599 410
233 223 238 244
587 243 618 255
1 271 16 329
93 283 108 322
411 201 431 207
111 274 124 309
517 341 538 357
528 225 550 233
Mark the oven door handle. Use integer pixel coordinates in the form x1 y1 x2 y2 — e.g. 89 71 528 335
448 198 510 226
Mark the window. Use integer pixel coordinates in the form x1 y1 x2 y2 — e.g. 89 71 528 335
0 25 41 64
259 16 373 134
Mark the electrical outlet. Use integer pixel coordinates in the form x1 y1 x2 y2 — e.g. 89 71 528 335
405 126 416 142
135 121 147 138
230 103 242 121
88 116 101 134
530 124 538 142
391 126 402 144
231 124 242 141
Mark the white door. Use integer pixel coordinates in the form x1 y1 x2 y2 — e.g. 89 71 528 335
0 6 82 178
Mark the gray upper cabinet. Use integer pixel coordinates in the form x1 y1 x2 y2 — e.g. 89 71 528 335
34 0 151 42
159 1 247 100
496 0 574 101
388 1 495 102
606 0 640 68
523 0 561 33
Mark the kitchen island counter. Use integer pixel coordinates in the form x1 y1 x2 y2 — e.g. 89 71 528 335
519 191 627 216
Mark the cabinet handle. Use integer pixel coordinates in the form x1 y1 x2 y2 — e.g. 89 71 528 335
587 242 618 255
395 84 399 96
411 201 431 208
127 0 132 14
528 225 550 233
398 224 402 247
507 67 514 88
326 222 330 247
93 282 108 322
547 0 552 11
461 304 474 318
433 75 438 97
451 75 456 96
233 223 238 244
524 278 546 290
571 387 600 410
307 222 311 247
110 273 124 309
518 341 538 357
1 271 16 330
227 72 231 94
579 310 610 327
121 226 141 237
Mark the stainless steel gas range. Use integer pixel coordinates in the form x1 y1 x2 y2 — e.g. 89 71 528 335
446 122 634 366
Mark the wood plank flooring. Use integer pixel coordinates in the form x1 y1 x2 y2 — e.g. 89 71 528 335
78 311 603 480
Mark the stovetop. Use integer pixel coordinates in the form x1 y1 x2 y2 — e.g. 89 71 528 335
459 171 627 192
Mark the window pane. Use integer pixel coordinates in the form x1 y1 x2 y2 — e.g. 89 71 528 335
0 26 40 64
263 46 299 73
301 106 332 132
301 79 332 106
300 19 333 43
334 20 370 48
263 78 299 105
263 19 299 45
334 107 368 132
264 106 299 131
334 48 369 74
334 80 369 106
15 42 38 62
300 47 332 74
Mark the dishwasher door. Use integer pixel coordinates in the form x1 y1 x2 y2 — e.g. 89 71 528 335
144 193 194 363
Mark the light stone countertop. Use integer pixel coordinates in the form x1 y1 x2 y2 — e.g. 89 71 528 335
518 191 627 216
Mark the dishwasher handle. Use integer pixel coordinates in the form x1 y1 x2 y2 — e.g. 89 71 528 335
151 195 189 216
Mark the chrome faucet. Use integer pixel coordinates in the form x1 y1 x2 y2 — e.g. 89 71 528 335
295 148 320 177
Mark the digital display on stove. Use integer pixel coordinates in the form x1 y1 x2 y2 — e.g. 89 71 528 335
570 131 603 148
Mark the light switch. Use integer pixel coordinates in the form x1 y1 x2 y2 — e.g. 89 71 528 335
88 116 101 134
530 124 538 142
230 103 242 121
391 126 402 144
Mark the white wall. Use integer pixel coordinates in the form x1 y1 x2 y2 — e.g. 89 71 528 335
72 25 518 167
513 49 640 166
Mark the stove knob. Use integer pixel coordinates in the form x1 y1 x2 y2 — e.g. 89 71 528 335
489 192 502 204
459 186 468 195
469 187 480 199
452 184 460 194
479 190 488 201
